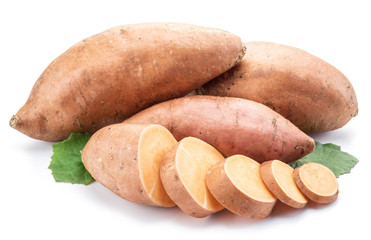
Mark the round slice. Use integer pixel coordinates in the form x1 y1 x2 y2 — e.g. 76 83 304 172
82 123 177 207
160 137 225 218
206 155 277 218
293 163 338 203
260 160 308 208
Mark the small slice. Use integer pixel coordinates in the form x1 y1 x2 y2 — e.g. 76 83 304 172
206 155 277 219
293 162 339 203
260 160 308 208
160 137 225 218
82 123 177 207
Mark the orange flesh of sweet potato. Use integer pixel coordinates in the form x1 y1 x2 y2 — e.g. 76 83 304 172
124 95 315 163
226 156 275 201
260 160 307 208
206 155 277 218
160 137 224 218
82 124 176 207
293 163 338 203
138 125 177 206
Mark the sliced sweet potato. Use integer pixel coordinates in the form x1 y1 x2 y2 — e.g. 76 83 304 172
82 123 177 207
206 155 277 219
260 160 308 208
293 163 339 203
160 137 225 218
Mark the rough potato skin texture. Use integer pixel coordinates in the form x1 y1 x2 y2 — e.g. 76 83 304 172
125 96 315 163
260 161 307 208
206 160 276 219
160 143 215 218
10 23 245 141
293 166 339 204
82 123 155 206
196 41 358 132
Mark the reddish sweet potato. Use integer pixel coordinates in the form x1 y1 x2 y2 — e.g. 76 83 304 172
124 96 315 163
10 23 245 141
195 41 358 132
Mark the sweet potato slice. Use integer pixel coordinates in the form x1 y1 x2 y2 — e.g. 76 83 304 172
82 123 177 207
160 137 225 218
260 160 308 208
293 163 338 203
138 125 178 206
206 155 277 219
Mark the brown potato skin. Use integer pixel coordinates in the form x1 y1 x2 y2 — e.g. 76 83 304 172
82 123 156 206
125 96 315 163
195 41 358 132
293 167 339 204
10 23 245 141
160 143 215 218
206 160 276 219
260 161 307 208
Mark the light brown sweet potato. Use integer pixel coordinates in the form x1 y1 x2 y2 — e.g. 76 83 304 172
206 155 277 219
160 137 225 218
124 96 315 163
293 163 339 203
195 41 358 132
81 123 177 207
260 160 308 208
10 23 245 141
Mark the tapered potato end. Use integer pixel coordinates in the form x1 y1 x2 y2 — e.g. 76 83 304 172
293 163 338 204
160 137 224 218
260 160 308 208
9 115 18 129
206 155 277 219
9 112 36 139
9 106 68 141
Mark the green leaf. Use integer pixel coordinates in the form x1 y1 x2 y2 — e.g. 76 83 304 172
49 133 95 185
289 141 359 177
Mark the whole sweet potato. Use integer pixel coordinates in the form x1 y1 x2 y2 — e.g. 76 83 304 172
194 41 358 132
10 23 245 141
124 96 315 163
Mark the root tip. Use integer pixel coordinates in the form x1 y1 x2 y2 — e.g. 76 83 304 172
9 115 19 129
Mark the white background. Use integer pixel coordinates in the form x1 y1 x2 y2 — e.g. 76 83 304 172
1 0 370 239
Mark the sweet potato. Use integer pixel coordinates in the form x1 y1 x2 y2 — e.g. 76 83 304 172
260 160 308 208
293 163 338 203
160 137 225 218
206 155 277 219
81 123 177 207
124 96 315 163
194 41 358 132
10 23 245 141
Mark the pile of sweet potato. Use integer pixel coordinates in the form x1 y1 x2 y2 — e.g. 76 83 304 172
10 23 357 218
